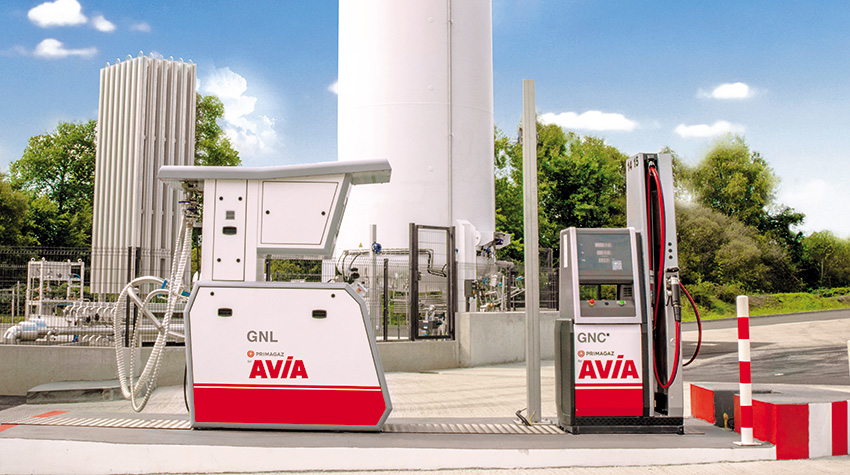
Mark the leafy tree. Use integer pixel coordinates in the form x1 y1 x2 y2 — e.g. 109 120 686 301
10 120 97 214
494 123 626 261
676 202 800 292
24 196 90 247
688 134 805 230
493 127 525 261
801 231 850 288
546 132 628 232
759 205 806 263
0 173 33 247
687 134 804 259
195 94 241 166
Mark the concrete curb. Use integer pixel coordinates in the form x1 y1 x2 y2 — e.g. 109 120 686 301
0 438 778 474
691 382 850 460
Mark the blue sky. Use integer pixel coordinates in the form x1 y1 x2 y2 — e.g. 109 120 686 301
1 0 849 237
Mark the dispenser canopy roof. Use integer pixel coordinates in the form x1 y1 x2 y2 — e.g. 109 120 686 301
158 159 392 190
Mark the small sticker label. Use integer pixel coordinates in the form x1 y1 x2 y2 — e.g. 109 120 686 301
612 260 623 271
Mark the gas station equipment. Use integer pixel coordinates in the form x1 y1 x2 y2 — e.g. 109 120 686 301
157 159 393 431
555 153 685 434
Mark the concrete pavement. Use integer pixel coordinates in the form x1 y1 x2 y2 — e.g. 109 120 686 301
2 310 850 473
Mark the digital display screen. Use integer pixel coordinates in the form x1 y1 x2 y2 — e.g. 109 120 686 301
576 233 633 274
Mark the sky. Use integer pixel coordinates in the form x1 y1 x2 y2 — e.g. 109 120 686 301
1 0 849 237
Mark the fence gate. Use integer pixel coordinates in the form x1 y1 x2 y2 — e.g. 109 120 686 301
408 223 456 340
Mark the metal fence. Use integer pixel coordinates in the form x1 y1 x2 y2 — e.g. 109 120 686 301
0 247 185 347
2 242 559 347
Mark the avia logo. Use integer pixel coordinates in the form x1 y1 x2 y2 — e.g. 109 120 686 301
249 356 309 379
578 355 639 380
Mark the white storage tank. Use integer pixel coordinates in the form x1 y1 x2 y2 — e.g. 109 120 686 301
336 0 495 252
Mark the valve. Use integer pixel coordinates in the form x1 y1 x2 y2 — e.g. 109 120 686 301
666 267 682 322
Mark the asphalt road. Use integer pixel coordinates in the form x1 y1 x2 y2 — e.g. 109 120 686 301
682 309 850 385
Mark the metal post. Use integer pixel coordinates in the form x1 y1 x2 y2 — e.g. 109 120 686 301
370 224 378 333
383 258 389 342
125 247 133 347
79 259 85 302
448 226 456 340
522 79 541 423
505 270 512 311
12 282 17 320
409 223 419 341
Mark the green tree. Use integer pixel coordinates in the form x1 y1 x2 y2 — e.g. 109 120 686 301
546 132 628 232
676 202 799 292
801 231 850 288
10 120 97 214
688 135 803 229
195 94 241 166
0 173 33 247
24 195 90 247
493 127 525 261
493 123 627 261
687 134 804 260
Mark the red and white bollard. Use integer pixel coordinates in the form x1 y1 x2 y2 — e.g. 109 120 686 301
735 295 761 446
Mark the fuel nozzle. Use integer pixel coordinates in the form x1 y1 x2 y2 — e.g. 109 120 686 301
666 267 682 322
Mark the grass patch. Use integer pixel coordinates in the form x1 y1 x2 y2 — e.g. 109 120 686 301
681 290 850 321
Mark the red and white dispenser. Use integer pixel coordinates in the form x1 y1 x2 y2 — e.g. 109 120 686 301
159 160 393 431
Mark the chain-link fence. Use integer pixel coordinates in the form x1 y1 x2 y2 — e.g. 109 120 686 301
2 241 559 347
0 247 185 347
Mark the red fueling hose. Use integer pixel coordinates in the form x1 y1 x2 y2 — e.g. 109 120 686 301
647 164 681 389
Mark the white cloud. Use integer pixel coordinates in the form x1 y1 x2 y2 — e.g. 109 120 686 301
778 178 850 238
201 66 279 159
328 80 339 95
28 0 87 28
130 21 151 32
33 38 96 59
539 110 638 131
698 82 755 100
674 121 745 138
90 14 115 33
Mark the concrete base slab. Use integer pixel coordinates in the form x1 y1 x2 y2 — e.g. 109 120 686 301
27 379 123 405
0 410 776 475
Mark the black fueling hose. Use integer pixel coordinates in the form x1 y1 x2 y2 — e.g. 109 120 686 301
680 282 702 367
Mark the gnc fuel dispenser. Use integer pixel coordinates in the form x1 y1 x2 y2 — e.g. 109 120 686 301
555 153 684 434
158 160 393 431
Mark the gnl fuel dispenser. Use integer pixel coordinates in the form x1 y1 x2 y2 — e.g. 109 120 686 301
555 153 685 434
157 160 393 431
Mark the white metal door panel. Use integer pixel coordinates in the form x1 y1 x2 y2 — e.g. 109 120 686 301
211 180 248 281
260 181 338 245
